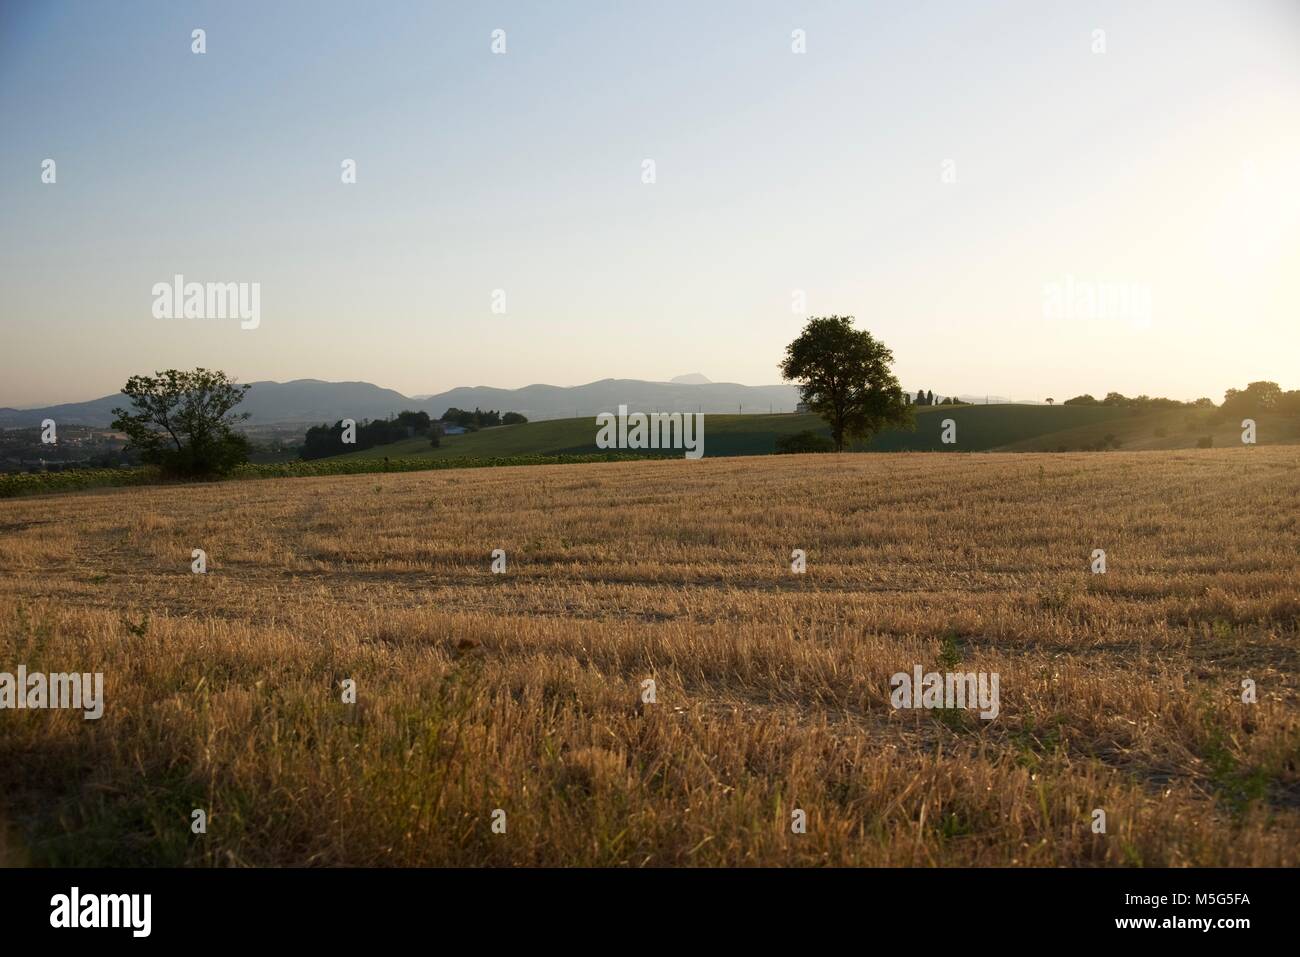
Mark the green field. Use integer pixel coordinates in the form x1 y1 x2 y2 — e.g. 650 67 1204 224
330 403 1296 460
13 401 1287 499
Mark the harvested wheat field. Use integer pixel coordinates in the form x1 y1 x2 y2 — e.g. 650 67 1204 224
1 449 1297 867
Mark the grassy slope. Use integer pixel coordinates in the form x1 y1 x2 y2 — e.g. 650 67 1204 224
996 407 1300 451
330 404 1300 462
333 412 839 460
333 404 1139 460
859 405 1122 451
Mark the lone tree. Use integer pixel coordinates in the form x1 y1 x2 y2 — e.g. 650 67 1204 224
111 368 252 477
779 315 911 452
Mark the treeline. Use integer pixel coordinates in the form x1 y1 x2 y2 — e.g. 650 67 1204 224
1062 393 1207 410
908 390 966 406
300 411 439 460
1062 381 1300 417
300 407 530 460
1220 381 1300 417
440 407 527 430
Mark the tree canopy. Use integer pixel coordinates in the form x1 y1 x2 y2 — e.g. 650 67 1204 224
779 315 912 452
111 368 251 476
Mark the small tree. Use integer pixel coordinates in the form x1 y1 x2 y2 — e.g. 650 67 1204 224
779 315 912 452
394 410 432 433
1045 398 1054 406
111 368 251 477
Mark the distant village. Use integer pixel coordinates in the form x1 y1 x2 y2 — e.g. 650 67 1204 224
0 425 132 473
0 422 307 473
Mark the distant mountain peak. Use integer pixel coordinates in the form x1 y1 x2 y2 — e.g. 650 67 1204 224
670 373 711 384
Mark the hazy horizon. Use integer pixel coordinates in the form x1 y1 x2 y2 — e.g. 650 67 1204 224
0 372 1140 412
3 0 1298 407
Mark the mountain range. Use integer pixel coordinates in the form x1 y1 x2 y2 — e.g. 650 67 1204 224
0 378 1027 429
0 378 807 428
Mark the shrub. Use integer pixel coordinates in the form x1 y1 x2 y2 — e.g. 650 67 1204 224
0 467 160 499
775 430 835 454
0 453 676 499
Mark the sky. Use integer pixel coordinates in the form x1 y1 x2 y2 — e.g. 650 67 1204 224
1 0 1298 407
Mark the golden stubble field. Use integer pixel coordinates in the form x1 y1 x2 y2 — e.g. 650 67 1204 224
1 449 1297 866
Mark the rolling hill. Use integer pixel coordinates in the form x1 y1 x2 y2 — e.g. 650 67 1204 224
331 403 1296 461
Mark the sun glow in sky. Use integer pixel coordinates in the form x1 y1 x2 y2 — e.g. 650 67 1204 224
2 0 1298 406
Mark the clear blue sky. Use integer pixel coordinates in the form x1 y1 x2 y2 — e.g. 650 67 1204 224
2 0 1298 405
